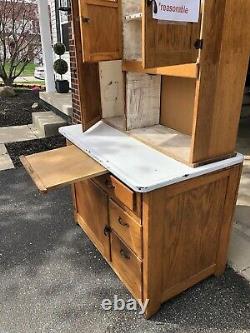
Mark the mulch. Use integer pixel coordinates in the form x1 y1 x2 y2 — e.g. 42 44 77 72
6 136 66 168
0 89 49 127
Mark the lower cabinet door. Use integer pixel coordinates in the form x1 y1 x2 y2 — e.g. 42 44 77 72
74 180 110 261
111 233 142 300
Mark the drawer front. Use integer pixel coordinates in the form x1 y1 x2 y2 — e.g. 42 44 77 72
109 199 142 259
111 233 142 300
94 174 136 212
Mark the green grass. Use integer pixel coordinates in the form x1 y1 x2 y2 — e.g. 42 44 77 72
3 62 36 77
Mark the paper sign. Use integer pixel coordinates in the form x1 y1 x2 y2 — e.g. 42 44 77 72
152 0 200 23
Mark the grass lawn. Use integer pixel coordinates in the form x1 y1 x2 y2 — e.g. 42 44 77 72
3 62 36 77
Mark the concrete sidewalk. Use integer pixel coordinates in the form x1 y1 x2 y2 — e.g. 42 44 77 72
0 168 249 333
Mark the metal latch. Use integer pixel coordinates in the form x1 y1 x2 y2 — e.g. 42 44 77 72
147 0 158 14
104 225 112 237
81 16 90 23
194 39 203 50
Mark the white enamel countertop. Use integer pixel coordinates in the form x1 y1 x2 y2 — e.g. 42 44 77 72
59 121 243 193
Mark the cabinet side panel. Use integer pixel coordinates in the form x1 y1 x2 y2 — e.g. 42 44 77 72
143 166 242 318
162 177 228 291
191 0 250 163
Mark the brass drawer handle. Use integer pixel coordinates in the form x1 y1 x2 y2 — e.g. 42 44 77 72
118 217 129 227
120 249 130 260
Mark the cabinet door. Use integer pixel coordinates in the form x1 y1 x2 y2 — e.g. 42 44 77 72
75 180 110 261
143 1 201 68
79 0 122 62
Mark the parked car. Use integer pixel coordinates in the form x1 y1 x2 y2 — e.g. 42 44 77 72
34 66 45 80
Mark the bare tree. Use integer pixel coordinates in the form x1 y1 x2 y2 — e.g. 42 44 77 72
0 0 41 86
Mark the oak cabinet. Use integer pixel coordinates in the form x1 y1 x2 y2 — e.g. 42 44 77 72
79 0 122 62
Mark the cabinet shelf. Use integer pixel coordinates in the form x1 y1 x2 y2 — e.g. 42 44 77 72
122 60 199 79
129 125 192 165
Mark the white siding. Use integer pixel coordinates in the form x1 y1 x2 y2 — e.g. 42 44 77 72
48 0 71 85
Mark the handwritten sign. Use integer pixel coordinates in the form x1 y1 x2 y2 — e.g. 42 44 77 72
152 0 200 23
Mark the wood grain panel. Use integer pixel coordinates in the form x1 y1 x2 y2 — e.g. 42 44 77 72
79 0 122 62
20 145 107 192
161 177 228 290
161 77 196 135
94 174 136 212
111 233 142 299
191 0 250 163
75 179 110 260
142 1 201 68
109 199 142 258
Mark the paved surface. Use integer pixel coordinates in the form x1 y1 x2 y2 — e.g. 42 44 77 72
0 168 250 333
0 125 41 144
0 143 14 171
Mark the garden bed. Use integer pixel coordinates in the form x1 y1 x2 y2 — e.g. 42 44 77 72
6 135 66 168
0 89 48 127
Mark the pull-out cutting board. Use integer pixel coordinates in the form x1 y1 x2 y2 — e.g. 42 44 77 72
20 145 108 193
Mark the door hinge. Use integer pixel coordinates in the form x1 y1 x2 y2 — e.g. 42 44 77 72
194 39 203 50
147 0 158 14
104 225 112 237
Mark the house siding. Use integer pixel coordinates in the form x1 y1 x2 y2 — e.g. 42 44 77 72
48 0 71 86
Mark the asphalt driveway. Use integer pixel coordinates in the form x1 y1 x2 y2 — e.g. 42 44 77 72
0 168 249 333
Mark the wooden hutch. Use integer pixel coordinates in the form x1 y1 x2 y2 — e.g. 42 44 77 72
21 0 250 318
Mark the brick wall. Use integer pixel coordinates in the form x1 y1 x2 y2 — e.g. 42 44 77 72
68 11 82 124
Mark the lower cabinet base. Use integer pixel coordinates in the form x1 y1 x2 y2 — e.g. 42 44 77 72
73 164 242 319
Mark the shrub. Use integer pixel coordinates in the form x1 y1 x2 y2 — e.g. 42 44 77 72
53 59 68 76
53 43 66 56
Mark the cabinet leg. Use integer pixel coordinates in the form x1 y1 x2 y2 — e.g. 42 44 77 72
144 301 161 319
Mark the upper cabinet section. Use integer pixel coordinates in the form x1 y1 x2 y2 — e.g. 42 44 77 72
79 0 122 62
78 0 201 67
123 0 201 68
142 1 201 68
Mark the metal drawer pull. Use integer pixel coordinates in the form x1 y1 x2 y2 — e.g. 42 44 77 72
120 249 130 260
118 217 129 227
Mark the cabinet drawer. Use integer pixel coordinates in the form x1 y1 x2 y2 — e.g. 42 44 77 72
94 174 136 212
111 233 142 300
109 199 142 259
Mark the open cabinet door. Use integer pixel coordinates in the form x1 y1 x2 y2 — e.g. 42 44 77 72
20 145 108 193
79 0 122 62
142 1 201 68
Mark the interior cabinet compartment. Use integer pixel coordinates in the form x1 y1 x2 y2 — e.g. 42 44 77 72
126 72 161 131
122 0 201 70
79 0 122 62
99 60 125 130
129 76 196 164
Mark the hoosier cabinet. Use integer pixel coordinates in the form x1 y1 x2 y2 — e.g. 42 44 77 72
21 0 249 318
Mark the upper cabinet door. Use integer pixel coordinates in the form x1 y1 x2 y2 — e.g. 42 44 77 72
142 1 201 68
79 0 122 62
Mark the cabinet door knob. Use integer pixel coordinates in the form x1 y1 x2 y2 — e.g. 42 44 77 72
120 249 130 260
118 217 129 227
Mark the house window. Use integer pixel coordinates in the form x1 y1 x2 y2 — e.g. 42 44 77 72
56 1 69 51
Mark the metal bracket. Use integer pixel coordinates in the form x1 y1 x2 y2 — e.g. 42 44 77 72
81 16 90 23
104 225 112 236
147 0 158 14
194 39 203 50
